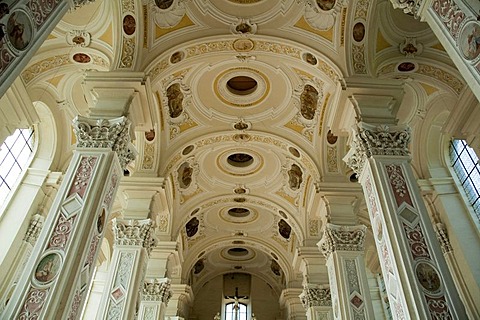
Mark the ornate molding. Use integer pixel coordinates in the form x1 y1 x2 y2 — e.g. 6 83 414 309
143 278 172 303
72 116 136 169
344 123 411 175
24 214 45 246
300 284 331 308
434 223 453 253
389 0 424 17
113 218 157 253
318 224 367 257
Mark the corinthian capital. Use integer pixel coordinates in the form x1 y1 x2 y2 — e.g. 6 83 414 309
299 284 331 309
113 218 157 253
72 116 136 169
318 223 366 257
143 278 172 304
344 123 410 175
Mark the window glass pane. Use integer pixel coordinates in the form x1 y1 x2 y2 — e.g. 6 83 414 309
450 139 480 222
0 128 35 207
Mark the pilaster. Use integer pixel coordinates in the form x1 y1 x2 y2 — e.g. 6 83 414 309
318 224 374 320
345 122 468 319
2 116 133 320
279 288 306 320
165 284 194 319
138 278 172 320
97 218 156 320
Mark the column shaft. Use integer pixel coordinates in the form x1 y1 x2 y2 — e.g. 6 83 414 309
97 218 155 320
319 224 374 320
346 123 467 319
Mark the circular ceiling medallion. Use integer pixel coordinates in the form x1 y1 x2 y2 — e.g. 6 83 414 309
218 150 263 176
221 247 256 261
214 67 269 107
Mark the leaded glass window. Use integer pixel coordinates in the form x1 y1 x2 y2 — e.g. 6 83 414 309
450 139 480 221
0 129 35 206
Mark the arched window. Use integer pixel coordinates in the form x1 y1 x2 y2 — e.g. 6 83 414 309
0 128 35 206
450 139 480 222
225 302 247 320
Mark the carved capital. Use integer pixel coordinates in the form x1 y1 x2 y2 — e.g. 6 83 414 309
72 116 136 169
142 278 172 304
434 223 453 254
344 123 410 175
299 284 331 309
318 224 367 257
389 0 424 17
24 214 45 246
113 218 157 254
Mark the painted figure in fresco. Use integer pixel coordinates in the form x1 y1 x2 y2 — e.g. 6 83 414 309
278 219 292 239
186 217 199 237
8 12 27 49
300 84 318 120
35 254 59 283
167 83 184 118
271 260 281 276
288 163 303 190
466 25 480 60
155 0 174 10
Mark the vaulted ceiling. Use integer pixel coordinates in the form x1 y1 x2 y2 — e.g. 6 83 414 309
23 0 466 296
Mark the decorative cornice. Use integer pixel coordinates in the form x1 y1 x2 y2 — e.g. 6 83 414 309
434 223 453 254
143 278 172 303
72 116 136 169
299 284 331 309
318 224 367 257
113 218 157 253
24 214 45 246
389 0 424 17
344 123 411 175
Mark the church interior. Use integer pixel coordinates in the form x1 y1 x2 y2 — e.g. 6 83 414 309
0 0 479 319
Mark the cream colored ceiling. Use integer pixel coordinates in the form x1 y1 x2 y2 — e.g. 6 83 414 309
22 0 467 295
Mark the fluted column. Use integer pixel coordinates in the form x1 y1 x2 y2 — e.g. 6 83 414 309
318 223 374 320
97 218 156 320
138 278 172 320
345 122 467 319
2 116 133 319
300 284 332 320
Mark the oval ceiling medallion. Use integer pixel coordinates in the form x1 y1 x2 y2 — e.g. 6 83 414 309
220 206 258 224
218 150 263 176
221 247 256 261
214 67 269 107
227 153 254 167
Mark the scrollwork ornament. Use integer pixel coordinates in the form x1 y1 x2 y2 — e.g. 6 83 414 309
300 284 331 308
70 0 96 10
319 224 367 257
72 116 136 169
113 219 157 254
